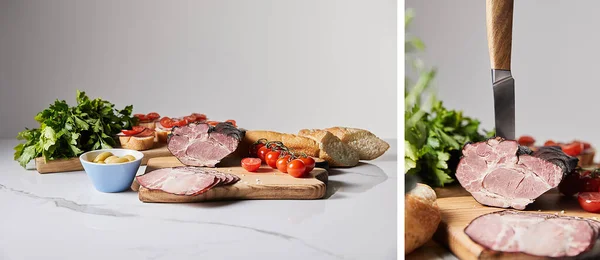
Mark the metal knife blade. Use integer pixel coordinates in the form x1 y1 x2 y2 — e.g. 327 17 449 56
492 69 515 140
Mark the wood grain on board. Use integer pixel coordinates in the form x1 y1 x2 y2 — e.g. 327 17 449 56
134 156 328 203
433 191 597 260
35 142 172 174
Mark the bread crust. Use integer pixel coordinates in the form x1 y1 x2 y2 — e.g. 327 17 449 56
298 129 359 167
405 183 441 255
118 135 155 151
241 130 320 157
156 129 170 143
323 127 390 160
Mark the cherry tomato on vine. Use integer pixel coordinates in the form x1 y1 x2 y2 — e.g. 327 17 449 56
276 155 291 173
250 143 265 157
287 159 307 178
241 158 261 172
265 151 281 168
258 146 270 162
299 157 316 174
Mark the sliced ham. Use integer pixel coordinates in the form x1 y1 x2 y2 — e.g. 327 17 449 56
137 167 239 196
167 122 245 167
465 210 600 258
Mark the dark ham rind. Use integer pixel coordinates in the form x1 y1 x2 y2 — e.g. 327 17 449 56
455 137 578 210
167 122 245 167
464 210 600 259
136 167 240 196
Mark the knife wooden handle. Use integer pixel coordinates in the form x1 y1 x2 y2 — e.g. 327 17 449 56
486 0 513 70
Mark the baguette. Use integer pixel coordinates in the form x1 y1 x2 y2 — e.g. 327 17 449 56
118 135 155 151
405 183 441 255
297 129 360 167
241 130 320 157
300 127 389 160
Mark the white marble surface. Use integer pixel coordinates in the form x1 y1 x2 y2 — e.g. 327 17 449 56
0 138 397 260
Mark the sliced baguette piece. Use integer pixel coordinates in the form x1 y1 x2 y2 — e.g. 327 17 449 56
138 120 157 130
118 135 155 151
405 183 441 254
298 129 359 167
323 127 390 160
241 130 320 157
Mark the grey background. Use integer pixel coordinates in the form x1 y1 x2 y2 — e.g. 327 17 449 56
0 0 396 139
406 0 600 146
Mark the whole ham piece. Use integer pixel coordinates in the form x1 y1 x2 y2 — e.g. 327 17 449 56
136 166 240 195
167 122 245 167
455 137 578 210
465 210 600 258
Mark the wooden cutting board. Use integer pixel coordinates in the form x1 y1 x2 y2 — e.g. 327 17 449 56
434 190 600 260
133 156 328 203
35 142 173 174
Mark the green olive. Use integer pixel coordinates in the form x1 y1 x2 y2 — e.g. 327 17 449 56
123 155 136 162
106 157 130 164
104 156 120 163
93 152 113 163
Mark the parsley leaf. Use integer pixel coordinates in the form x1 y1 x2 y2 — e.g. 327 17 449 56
13 91 138 168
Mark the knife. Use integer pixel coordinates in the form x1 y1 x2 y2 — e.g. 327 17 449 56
486 0 515 140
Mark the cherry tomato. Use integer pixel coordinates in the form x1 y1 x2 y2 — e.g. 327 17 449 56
191 113 207 122
146 112 160 121
241 158 261 172
250 143 265 157
173 119 188 127
299 157 316 174
225 119 237 127
206 121 219 126
121 129 142 135
517 135 535 146
559 172 584 196
159 117 175 128
276 155 291 173
562 142 584 156
265 151 281 168
583 177 600 192
287 159 307 178
183 115 197 123
132 126 146 132
134 114 149 121
257 146 270 162
578 192 600 213
544 140 559 147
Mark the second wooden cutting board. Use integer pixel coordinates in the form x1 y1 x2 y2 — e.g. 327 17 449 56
132 156 328 202
434 190 599 260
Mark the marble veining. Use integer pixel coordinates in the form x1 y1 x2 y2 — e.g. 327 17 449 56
0 138 397 260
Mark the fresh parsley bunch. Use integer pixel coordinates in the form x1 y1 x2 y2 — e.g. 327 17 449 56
405 10 493 187
14 90 138 167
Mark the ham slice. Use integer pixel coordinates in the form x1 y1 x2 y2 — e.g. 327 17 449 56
137 167 239 196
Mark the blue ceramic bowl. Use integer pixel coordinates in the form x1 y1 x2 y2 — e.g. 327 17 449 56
79 149 144 193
